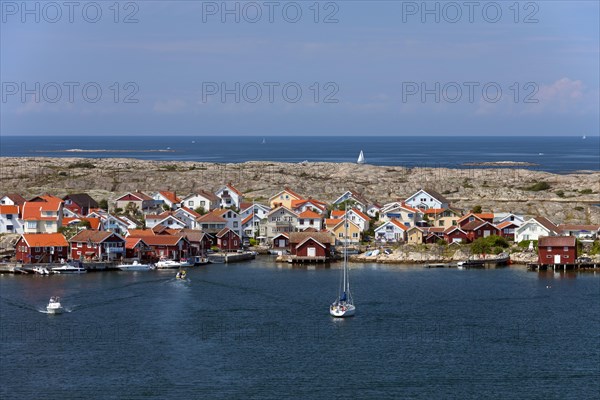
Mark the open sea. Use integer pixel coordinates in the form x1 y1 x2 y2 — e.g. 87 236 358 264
1 136 598 173
1 260 599 399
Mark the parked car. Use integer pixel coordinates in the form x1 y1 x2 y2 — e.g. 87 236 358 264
576 256 592 263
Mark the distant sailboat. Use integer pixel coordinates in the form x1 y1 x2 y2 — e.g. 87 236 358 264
582 135 586 139
357 150 365 164
262 138 266 144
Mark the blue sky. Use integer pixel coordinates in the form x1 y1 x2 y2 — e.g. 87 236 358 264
0 0 598 136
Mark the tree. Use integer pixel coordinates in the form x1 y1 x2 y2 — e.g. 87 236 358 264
78 220 92 229
98 199 109 211
471 205 482 213
194 206 206 215
124 202 141 218
162 204 171 211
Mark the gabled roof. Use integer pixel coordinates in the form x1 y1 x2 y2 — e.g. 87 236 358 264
329 219 361 231
242 213 257 225
538 236 576 247
183 190 219 202
196 210 228 223
217 182 243 197
333 190 369 206
0 193 26 205
20 233 68 247
422 188 450 204
177 229 210 243
532 216 558 232
457 213 485 225
289 232 334 245
443 226 467 234
125 237 149 249
266 205 297 218
176 207 201 218
375 219 408 232
461 220 497 231
63 193 99 209
496 221 519 229
116 191 153 202
349 208 370 221
330 210 345 219
216 227 240 238
158 191 182 204
270 187 303 202
273 232 290 240
70 230 124 243
298 210 322 219
0 205 19 215
22 197 62 220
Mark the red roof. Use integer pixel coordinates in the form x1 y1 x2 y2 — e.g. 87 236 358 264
179 207 201 218
225 183 243 197
116 191 152 202
497 221 518 229
125 237 147 249
196 211 227 223
400 202 420 213
533 216 558 232
538 236 576 247
159 191 181 204
216 227 240 238
1 193 26 205
70 230 123 243
20 233 68 247
457 213 484 224
242 214 255 225
424 208 445 215
0 205 19 215
127 229 156 238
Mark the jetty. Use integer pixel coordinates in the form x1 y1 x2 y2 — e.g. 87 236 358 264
207 251 256 264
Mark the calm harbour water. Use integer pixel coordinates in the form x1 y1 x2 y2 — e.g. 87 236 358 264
1 259 599 399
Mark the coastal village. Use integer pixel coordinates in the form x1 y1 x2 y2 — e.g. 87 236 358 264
1 184 599 271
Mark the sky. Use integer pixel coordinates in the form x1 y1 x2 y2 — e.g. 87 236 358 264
0 0 598 136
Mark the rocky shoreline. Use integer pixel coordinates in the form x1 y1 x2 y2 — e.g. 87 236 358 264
1 156 598 224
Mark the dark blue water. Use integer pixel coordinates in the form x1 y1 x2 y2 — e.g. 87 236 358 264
1 260 599 399
1 136 598 173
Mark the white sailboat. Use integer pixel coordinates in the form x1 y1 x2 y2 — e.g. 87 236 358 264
262 137 266 144
330 209 355 318
357 150 365 164
582 135 586 139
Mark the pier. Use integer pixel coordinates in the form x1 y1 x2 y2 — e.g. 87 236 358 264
527 262 600 271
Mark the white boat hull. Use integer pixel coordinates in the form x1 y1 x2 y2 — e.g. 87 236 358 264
329 304 355 318
46 305 64 314
51 266 87 274
156 261 182 269
116 264 153 271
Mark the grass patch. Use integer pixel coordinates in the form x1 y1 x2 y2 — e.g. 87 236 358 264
524 181 550 191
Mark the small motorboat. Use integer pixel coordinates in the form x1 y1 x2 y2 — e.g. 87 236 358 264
116 261 154 271
33 267 50 275
178 258 194 267
46 297 64 314
193 256 210 265
175 270 187 280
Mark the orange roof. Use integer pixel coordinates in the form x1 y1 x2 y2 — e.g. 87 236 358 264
0 205 19 214
242 214 255 225
400 202 419 213
159 191 181 204
475 213 494 220
424 208 446 215
196 211 227 223
20 233 68 247
178 207 201 218
458 213 484 224
497 221 518 229
324 219 340 227
298 210 322 219
283 187 303 200
125 237 147 249
22 198 62 220
330 210 345 218
390 219 409 231
291 199 326 210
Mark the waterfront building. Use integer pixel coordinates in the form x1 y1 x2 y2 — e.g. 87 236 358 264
15 233 69 263
537 236 577 265
69 230 126 261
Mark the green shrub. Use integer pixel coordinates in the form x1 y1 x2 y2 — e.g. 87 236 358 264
68 161 95 169
574 206 584 212
555 190 564 198
525 182 550 191
590 241 600 255
579 188 593 194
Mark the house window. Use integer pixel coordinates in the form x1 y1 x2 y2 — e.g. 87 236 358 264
339 232 343 238
77 251 81 255
27 222 36 229
200 201 205 206
547 255 551 258
439 221 444 226
188 201 194 207
563 247 568 251
7 225 13 231
563 255 569 259
6 214 12 220
408 213 413 218
352 233 358 238
299 219 304 225
309 220 314 225
34 247 40 252
233 222 238 228
547 247 551 251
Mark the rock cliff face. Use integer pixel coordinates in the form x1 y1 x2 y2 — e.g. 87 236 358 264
1 157 598 224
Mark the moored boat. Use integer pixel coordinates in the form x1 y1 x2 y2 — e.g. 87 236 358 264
116 261 154 271
155 259 181 269
51 264 87 274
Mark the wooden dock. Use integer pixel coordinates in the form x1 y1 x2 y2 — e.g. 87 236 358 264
207 251 256 264
527 262 600 271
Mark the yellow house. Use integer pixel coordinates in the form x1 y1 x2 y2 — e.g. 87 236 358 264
407 226 425 245
424 208 462 229
269 188 303 209
328 219 361 245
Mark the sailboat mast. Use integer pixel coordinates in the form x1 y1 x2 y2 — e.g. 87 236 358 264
343 204 348 292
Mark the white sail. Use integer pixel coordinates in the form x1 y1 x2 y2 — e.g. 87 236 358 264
357 150 365 164
329 205 356 317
